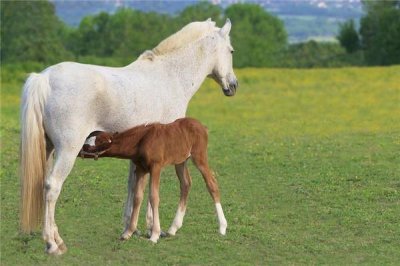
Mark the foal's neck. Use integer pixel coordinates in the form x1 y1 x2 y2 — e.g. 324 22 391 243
106 125 153 158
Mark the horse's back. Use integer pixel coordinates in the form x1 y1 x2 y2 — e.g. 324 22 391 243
44 62 142 131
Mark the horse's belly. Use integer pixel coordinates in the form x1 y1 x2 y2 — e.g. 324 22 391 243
98 91 186 132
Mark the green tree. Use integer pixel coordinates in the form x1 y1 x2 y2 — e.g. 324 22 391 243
337 19 360 53
177 2 223 25
68 12 112 56
1 1 72 63
360 0 400 65
224 4 288 67
71 8 175 60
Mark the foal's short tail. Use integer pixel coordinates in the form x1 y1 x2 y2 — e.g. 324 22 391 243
20 73 50 233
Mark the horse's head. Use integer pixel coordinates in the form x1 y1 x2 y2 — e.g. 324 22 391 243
209 19 238 97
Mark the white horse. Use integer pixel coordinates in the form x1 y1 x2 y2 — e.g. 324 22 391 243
20 19 237 254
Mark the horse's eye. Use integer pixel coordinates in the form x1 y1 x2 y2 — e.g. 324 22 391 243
230 50 234 54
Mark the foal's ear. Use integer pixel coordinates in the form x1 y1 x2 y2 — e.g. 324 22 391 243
219 18 231 37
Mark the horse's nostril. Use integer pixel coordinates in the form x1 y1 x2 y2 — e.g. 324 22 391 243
230 80 238 91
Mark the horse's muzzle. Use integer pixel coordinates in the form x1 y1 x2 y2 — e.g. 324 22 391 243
223 80 238 96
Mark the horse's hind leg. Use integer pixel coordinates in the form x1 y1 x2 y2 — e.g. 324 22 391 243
42 145 80 255
123 162 136 230
44 139 65 251
121 167 147 240
191 150 227 235
168 161 192 236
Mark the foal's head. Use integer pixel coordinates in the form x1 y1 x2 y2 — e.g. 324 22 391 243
93 132 114 151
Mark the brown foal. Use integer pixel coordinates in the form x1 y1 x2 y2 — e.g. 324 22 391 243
80 117 227 243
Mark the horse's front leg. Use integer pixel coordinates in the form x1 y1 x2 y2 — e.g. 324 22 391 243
123 161 136 230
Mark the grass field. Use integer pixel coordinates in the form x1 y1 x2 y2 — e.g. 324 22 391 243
1 65 399 265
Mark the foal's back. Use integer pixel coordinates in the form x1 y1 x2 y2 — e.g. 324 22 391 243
138 118 208 166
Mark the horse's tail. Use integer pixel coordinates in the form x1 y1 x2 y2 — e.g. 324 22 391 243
20 72 50 233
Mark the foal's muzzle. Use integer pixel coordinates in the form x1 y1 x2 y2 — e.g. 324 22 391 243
223 79 238 97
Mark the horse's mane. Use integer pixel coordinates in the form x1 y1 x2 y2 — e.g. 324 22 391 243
138 20 217 60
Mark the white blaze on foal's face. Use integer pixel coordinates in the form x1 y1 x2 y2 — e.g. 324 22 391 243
84 136 97 147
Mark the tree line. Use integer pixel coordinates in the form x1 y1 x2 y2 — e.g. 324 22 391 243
1 1 399 68
337 0 400 66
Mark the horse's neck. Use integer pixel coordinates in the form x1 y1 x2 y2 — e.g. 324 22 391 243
162 38 216 100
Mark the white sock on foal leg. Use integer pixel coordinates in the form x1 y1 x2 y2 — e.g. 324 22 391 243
168 207 186 236
215 203 227 235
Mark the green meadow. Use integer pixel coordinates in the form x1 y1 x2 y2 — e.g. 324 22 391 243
1 66 399 265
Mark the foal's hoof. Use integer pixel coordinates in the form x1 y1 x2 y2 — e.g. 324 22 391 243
219 223 228 236
120 230 140 240
149 237 159 244
167 226 179 236
120 231 132 241
146 230 167 238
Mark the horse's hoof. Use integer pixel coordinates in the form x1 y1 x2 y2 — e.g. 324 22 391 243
160 231 167 238
57 242 68 253
46 242 66 255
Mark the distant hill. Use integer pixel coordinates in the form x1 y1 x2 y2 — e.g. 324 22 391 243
52 0 363 43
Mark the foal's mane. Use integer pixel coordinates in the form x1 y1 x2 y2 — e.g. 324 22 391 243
115 123 153 141
139 20 217 60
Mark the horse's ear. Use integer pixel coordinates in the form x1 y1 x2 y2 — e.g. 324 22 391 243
206 18 216 27
219 18 231 37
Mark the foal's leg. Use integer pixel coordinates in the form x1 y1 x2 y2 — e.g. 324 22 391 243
149 165 162 243
121 167 147 240
168 161 192 236
192 152 227 235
